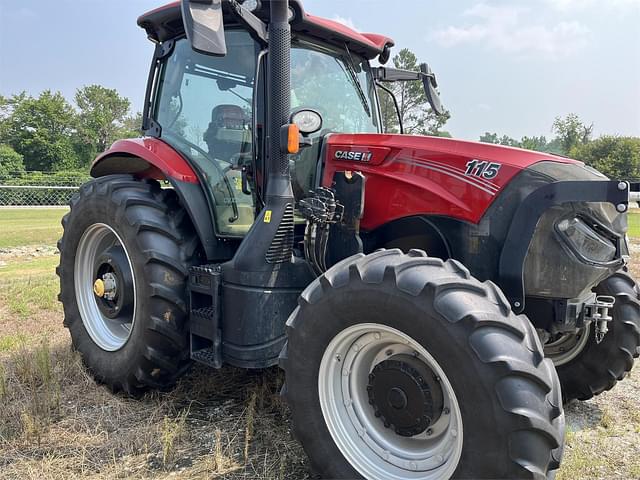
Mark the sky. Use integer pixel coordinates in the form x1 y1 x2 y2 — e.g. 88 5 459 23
0 0 638 141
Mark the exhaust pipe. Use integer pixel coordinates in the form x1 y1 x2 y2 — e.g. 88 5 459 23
228 0 295 271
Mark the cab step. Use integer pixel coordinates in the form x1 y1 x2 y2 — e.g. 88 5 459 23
188 265 222 368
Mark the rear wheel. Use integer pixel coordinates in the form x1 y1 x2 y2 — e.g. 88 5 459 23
281 249 564 479
58 176 201 394
545 272 640 402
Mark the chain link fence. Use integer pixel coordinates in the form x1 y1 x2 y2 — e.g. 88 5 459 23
0 172 90 207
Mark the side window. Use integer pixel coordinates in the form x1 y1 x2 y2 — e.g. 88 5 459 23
155 32 259 237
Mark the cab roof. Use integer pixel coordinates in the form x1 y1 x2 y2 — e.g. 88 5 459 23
137 1 395 60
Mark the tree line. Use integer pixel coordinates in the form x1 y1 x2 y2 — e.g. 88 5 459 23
0 86 140 177
479 114 640 179
1 48 639 180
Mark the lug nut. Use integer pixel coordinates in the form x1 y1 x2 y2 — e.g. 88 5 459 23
618 181 628 191
617 203 628 213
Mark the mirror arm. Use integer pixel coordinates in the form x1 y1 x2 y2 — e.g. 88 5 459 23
227 0 268 45
373 67 421 83
375 81 404 135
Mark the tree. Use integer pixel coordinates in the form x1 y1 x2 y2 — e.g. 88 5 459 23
378 48 450 136
479 132 521 147
3 91 78 171
571 136 640 179
479 132 499 144
520 136 551 152
75 85 133 164
552 113 593 155
0 144 25 177
121 111 143 139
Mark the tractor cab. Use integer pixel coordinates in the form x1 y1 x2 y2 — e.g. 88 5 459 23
138 1 392 239
151 25 381 236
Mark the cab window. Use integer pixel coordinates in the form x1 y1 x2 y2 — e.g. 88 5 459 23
155 31 259 237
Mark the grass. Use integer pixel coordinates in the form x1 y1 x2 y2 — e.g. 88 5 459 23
1 208 639 478
0 208 67 249
0 256 60 317
629 210 640 239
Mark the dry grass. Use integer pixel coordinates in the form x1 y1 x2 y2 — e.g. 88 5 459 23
1 210 640 478
0 330 308 479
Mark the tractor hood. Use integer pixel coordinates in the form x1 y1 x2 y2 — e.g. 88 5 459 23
321 133 591 229
325 133 580 170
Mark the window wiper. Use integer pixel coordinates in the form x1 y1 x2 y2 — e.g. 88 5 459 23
338 46 371 118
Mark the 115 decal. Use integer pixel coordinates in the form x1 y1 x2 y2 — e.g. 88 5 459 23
465 160 502 179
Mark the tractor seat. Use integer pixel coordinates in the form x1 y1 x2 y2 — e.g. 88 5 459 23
204 104 251 161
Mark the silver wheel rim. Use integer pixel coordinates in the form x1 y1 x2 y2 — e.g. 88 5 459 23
318 323 463 480
544 324 591 366
74 223 136 352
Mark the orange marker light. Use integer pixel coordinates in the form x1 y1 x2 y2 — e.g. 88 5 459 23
287 124 300 154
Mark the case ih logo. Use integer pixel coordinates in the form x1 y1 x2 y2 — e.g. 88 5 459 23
335 150 373 162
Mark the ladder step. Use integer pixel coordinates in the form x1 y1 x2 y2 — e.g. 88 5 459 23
191 348 222 369
188 264 222 369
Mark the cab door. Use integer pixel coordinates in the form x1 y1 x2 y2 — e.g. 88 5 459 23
153 30 260 237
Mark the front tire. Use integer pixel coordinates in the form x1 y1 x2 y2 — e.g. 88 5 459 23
281 249 564 479
58 176 201 394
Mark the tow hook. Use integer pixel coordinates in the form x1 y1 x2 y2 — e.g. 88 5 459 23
585 295 615 344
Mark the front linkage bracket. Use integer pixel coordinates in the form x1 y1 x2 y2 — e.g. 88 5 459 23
585 295 615 344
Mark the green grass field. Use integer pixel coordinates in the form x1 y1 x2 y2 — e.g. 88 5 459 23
0 208 67 248
629 209 640 238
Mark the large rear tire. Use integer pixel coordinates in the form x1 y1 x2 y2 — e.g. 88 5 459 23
57 176 201 394
281 249 564 479
547 272 640 403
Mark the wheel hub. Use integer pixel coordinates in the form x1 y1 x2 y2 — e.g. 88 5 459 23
367 354 444 437
93 246 134 321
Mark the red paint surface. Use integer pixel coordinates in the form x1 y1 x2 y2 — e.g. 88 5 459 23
93 138 199 184
323 134 581 230
304 14 393 52
139 2 394 55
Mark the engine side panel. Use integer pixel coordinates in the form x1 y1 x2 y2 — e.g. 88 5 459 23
322 133 579 230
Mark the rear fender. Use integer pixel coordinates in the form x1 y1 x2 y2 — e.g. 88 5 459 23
91 138 232 261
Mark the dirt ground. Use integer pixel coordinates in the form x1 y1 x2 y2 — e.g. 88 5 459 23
0 242 639 479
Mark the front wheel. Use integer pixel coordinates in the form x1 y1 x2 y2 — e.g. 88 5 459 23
546 272 640 403
281 249 564 479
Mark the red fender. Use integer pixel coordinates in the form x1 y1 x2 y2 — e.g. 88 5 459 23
91 138 199 184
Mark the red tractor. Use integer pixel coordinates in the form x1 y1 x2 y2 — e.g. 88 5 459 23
58 1 640 478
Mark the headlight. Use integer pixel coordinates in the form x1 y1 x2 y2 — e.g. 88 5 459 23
556 217 617 264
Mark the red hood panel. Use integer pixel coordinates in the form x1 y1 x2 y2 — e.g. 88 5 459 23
322 134 582 230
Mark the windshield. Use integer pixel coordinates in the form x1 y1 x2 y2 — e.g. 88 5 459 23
291 40 379 135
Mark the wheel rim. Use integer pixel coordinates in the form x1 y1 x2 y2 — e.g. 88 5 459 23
318 323 463 480
544 324 591 366
74 223 137 352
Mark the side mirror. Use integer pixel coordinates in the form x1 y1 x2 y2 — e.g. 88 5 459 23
181 0 227 56
420 63 444 116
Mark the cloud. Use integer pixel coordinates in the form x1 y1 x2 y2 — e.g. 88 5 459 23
544 0 640 11
432 3 590 59
331 15 358 31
